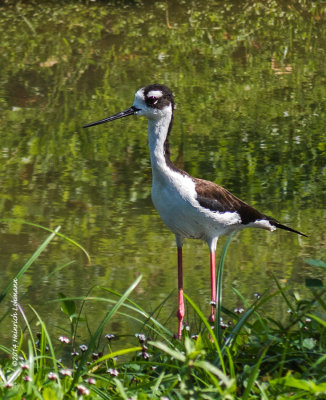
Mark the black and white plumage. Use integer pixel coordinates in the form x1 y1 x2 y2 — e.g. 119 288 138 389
84 84 307 339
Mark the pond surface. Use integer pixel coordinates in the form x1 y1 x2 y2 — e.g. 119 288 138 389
0 0 325 347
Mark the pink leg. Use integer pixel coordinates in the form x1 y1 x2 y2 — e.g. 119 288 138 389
209 251 216 323
177 247 184 339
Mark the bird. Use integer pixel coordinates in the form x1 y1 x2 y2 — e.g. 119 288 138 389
83 83 307 339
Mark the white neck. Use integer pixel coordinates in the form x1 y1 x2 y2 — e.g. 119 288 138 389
147 114 172 178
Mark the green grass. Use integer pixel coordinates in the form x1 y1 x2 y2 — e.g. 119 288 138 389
0 225 325 399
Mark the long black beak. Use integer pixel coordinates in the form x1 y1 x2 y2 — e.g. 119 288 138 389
83 106 139 128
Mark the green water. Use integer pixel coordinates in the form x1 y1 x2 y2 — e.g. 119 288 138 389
0 1 325 344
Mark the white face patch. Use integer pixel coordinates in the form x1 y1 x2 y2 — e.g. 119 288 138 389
147 90 163 98
135 88 145 101
133 89 146 111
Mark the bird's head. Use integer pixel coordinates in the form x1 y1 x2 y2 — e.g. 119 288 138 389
83 84 174 128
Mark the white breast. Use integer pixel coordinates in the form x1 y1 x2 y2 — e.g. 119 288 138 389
151 169 241 242
147 107 241 246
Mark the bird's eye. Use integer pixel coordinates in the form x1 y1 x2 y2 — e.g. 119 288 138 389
149 96 158 104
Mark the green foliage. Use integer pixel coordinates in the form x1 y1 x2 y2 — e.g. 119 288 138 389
1 0 325 230
0 0 323 334
0 226 325 399
0 225 61 303
0 1 326 398
59 293 77 324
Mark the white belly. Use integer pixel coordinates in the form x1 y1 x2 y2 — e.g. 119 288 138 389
151 172 241 242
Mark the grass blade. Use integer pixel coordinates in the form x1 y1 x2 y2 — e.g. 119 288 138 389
0 219 91 264
224 289 280 350
101 286 174 339
242 345 269 400
29 305 60 377
184 292 226 373
69 275 143 391
0 226 61 303
149 341 186 362
307 313 326 328
89 347 142 368
216 233 234 343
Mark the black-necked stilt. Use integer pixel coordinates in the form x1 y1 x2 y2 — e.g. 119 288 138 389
83 84 307 339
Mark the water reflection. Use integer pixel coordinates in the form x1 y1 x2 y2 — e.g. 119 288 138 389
0 1 325 347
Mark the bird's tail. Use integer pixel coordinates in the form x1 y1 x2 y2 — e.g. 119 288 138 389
271 221 307 237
